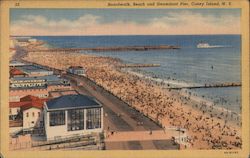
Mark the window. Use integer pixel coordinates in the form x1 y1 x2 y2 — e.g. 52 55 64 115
40 121 43 127
32 112 35 117
49 111 65 126
26 112 29 117
86 108 101 129
38 112 40 117
67 109 84 131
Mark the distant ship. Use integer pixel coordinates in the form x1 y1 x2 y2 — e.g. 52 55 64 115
197 42 225 48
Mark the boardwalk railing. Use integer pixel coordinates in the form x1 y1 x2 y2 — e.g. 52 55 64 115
32 134 95 147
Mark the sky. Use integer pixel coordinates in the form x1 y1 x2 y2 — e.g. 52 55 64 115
10 9 241 36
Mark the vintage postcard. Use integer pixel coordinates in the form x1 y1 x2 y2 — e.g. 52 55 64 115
0 0 249 158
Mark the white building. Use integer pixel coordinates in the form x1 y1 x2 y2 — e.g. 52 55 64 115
9 103 22 120
10 38 17 48
9 60 29 67
28 38 37 43
9 95 47 131
44 94 103 140
9 75 69 89
17 65 54 77
17 41 29 47
22 104 43 129
10 77 46 88
67 66 86 76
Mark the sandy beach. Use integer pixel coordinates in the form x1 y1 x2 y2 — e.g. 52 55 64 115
21 49 242 150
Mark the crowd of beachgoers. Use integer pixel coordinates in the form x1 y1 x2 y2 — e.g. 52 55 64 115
23 50 242 150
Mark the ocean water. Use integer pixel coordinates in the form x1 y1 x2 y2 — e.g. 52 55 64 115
33 35 241 113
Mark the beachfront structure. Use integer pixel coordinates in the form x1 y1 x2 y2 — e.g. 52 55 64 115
10 68 27 78
15 37 31 47
15 65 54 77
9 95 48 130
44 94 103 140
10 76 46 88
9 75 70 89
10 88 49 102
49 90 79 98
67 66 86 76
9 83 72 102
28 38 37 43
21 102 44 129
9 102 22 120
10 38 17 48
16 37 31 42
10 48 17 58
9 60 29 67
16 41 29 47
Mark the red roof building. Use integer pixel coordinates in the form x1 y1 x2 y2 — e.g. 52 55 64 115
9 101 29 108
10 68 26 77
9 95 49 129
21 101 45 111
10 95 48 109
20 95 40 102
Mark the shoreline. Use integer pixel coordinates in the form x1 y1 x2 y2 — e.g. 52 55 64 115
17 41 242 149
124 68 241 115
179 89 241 116
123 69 202 88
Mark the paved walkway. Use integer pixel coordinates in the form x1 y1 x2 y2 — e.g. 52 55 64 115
105 130 180 142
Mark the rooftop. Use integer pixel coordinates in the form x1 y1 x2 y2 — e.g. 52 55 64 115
16 65 53 74
21 101 44 110
20 95 40 102
10 60 29 67
10 101 30 108
10 95 48 109
10 68 26 76
46 94 102 111
49 90 78 98
10 86 47 90
69 66 84 69
16 38 30 42
10 75 62 82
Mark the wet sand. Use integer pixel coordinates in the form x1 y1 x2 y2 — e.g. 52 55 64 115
22 50 242 150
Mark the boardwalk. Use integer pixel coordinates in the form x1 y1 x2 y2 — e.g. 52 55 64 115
105 130 185 142
63 73 180 150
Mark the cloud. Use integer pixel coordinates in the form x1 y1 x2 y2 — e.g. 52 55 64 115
148 11 240 35
10 11 240 35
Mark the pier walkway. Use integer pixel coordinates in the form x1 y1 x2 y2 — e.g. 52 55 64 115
119 64 160 68
166 82 241 90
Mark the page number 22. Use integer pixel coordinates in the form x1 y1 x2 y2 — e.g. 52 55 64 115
15 2 20 7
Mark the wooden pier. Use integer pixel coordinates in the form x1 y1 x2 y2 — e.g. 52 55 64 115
119 64 161 68
28 45 180 53
166 82 241 90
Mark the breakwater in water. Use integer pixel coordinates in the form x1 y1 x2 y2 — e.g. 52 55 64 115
119 64 161 68
166 82 242 90
28 45 180 52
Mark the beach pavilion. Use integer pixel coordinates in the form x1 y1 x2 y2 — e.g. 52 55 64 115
43 94 103 140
